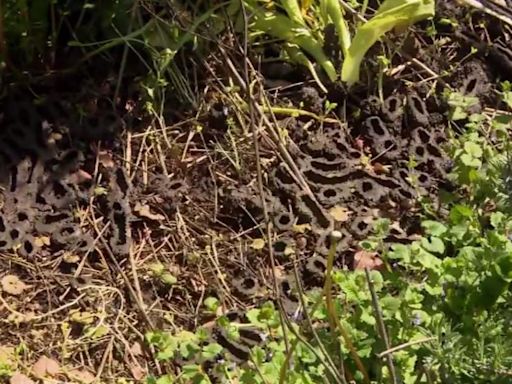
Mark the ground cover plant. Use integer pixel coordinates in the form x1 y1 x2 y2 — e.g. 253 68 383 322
1 0 512 383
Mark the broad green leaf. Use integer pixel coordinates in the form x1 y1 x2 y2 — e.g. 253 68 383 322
464 141 483 158
245 3 337 81
421 220 448 236
341 0 434 86
388 243 411 262
421 236 445 254
460 153 481 168
201 343 223 360
156 374 174 384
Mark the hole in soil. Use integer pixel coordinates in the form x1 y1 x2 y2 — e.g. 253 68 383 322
300 194 332 229
17 212 29 222
169 181 184 190
362 181 373 192
410 95 427 115
9 229 19 240
52 181 68 198
415 146 425 157
278 214 291 226
77 240 89 248
324 153 337 162
273 241 286 253
0 217 5 233
313 259 326 272
0 240 8 248
112 201 123 211
418 174 429 183
386 96 400 113
242 278 256 290
418 129 430 143
42 212 70 224
61 226 76 236
366 117 386 136
23 240 34 254
427 144 442 157
398 188 413 199
384 140 394 149
358 221 368 231
115 168 130 195
464 77 478 95
323 188 337 198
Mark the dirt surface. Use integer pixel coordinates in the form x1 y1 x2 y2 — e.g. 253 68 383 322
0 3 511 382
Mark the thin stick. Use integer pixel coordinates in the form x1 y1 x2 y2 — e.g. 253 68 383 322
365 268 398 384
377 337 437 358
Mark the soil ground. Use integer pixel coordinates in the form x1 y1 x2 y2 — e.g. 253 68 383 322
0 2 511 383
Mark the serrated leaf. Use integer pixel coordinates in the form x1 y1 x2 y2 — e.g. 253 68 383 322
201 343 223 360
464 141 483 158
460 153 481 168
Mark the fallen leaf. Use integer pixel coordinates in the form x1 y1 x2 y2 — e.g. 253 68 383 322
329 206 351 222
1 275 28 296
353 250 384 271
7 311 35 324
62 252 80 264
130 342 143 356
34 236 51 247
69 310 95 325
134 202 165 221
129 364 146 380
67 369 95 384
10 373 35 384
65 169 93 185
0 346 15 368
292 223 311 233
250 238 266 250
32 356 60 378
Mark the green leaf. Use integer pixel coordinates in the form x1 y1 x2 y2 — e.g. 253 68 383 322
203 297 219 312
421 236 445 254
341 0 434 86
464 141 483 158
161 272 177 285
421 220 448 236
503 91 512 109
388 243 411 262
380 296 402 316
490 212 506 228
201 343 223 360
460 153 481 168
155 374 174 384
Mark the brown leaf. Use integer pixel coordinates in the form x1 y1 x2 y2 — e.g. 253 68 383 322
130 342 143 357
1 275 28 296
10 373 35 384
129 364 146 380
65 169 93 185
98 151 115 169
353 250 384 271
32 356 60 378
67 369 95 384
134 202 165 222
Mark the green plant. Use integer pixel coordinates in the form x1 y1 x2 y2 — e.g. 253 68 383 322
145 105 512 383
